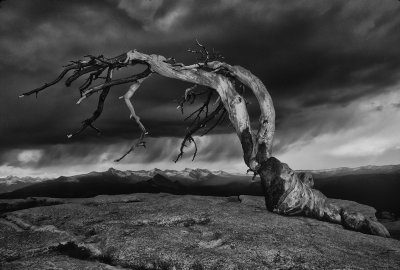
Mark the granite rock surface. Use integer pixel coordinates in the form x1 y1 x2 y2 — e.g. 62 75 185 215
1 194 399 269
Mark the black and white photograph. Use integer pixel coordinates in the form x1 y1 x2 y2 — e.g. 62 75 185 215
0 0 400 269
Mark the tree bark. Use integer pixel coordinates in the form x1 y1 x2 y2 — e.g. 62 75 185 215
123 50 389 237
258 157 390 237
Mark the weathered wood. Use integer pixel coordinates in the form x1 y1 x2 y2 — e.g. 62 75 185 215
124 50 258 168
19 48 391 238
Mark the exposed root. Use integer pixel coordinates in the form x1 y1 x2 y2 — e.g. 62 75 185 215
246 168 259 181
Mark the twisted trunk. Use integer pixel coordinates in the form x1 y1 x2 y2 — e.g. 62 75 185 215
126 51 389 238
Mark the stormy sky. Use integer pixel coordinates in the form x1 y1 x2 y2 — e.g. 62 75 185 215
1 0 400 177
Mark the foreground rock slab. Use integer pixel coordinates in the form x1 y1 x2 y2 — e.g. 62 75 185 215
0 194 399 269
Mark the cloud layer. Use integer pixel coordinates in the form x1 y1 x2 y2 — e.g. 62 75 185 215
1 0 400 176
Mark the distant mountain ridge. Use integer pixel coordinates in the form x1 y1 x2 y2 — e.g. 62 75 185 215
0 168 237 194
304 164 400 178
0 176 49 193
3 163 400 187
106 164 400 179
0 175 48 185
0 167 261 199
107 167 236 180
1 165 399 217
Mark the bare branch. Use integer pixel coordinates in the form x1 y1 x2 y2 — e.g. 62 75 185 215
76 68 152 104
119 79 148 133
185 85 198 100
200 108 227 136
175 101 226 162
67 68 114 138
187 39 224 66
19 65 77 98
65 64 103 87
20 53 133 99
114 77 150 162
176 85 211 114
114 130 147 162
184 90 214 123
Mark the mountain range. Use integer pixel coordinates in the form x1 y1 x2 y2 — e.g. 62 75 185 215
1 165 399 215
304 164 400 178
0 175 49 193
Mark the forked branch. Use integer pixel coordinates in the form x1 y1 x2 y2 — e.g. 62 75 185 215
114 77 151 162
67 68 114 138
175 101 226 162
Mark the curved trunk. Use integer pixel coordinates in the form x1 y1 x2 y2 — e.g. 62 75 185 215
20 49 391 238
128 51 259 169
207 62 275 169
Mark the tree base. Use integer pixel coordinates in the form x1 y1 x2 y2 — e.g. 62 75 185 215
258 157 390 238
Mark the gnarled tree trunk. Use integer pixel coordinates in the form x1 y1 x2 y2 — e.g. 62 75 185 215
20 46 390 238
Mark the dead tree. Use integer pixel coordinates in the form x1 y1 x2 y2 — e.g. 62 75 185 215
19 42 390 237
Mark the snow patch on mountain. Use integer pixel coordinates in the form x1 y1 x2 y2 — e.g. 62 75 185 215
0 176 48 186
105 167 240 181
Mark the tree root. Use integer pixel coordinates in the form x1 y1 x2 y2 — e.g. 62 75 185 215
258 157 390 237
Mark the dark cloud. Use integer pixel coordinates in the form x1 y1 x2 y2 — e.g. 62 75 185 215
0 134 244 173
373 105 384 112
1 0 400 172
392 102 400 109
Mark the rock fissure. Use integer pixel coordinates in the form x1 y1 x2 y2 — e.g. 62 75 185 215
131 215 211 227
51 241 130 269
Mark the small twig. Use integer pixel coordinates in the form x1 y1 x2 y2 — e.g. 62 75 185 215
200 109 226 136
175 101 226 162
187 39 224 66
114 130 147 162
177 86 209 114
184 90 213 123
19 66 76 98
